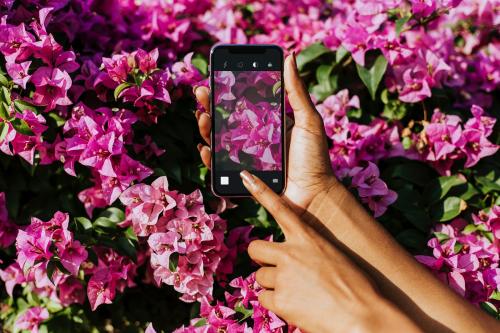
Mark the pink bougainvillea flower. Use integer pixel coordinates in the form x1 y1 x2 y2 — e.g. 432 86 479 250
30 67 72 110
172 52 203 86
6 60 31 89
58 276 86 306
87 268 116 311
214 71 236 104
14 306 49 333
59 240 88 276
0 262 25 296
135 48 159 74
410 0 436 17
398 66 432 103
79 131 123 177
350 162 389 197
459 128 498 168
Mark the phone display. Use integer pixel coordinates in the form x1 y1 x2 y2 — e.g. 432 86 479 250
210 45 285 196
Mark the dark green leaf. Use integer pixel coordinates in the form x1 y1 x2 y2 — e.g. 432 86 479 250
47 260 56 285
116 236 137 261
11 118 34 136
423 175 466 204
235 303 253 322
114 82 133 101
356 55 388 100
480 302 498 318
430 196 465 222
296 42 331 70
55 260 71 275
169 253 179 271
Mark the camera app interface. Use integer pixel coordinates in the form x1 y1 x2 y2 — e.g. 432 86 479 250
213 70 282 172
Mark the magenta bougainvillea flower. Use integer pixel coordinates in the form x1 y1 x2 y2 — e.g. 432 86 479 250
14 306 49 333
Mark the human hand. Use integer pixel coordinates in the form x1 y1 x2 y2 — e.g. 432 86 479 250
195 53 337 215
240 170 422 333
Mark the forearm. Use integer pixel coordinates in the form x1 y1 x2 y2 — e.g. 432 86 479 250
306 181 498 333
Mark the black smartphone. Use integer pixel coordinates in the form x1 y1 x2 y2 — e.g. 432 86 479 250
210 44 285 197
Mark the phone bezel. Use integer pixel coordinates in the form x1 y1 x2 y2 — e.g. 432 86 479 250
209 44 286 197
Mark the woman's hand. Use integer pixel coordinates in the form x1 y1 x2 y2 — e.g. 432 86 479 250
194 54 336 215
240 170 422 333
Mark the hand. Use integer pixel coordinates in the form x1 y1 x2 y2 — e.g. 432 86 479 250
240 170 422 333
194 54 337 215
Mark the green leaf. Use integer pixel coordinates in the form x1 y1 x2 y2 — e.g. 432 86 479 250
215 106 231 120
402 136 412 150
14 100 38 113
194 319 207 327
490 291 500 301
0 102 10 120
46 261 56 285
433 232 450 242
74 217 93 231
1 86 11 105
423 175 466 204
296 42 331 70
0 122 8 141
48 112 66 127
93 217 117 229
396 15 411 35
335 46 349 63
382 99 407 120
356 55 388 100
311 64 337 101
430 196 465 222
99 207 125 223
114 82 133 100
191 55 208 76
169 253 179 272
272 81 281 96
475 176 500 194
116 236 137 261
11 118 34 136
235 303 253 322
0 73 8 86
480 301 498 318
54 260 71 275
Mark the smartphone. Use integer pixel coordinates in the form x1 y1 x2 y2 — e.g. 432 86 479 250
210 44 285 197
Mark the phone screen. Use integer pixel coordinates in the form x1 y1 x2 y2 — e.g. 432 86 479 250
210 45 284 196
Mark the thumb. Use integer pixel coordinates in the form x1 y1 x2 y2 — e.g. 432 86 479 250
284 54 323 133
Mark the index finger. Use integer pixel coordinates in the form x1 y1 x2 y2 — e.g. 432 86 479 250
240 170 305 238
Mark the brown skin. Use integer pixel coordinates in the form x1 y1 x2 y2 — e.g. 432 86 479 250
240 170 422 333
195 55 500 332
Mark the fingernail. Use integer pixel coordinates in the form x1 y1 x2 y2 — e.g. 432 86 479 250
240 170 256 188
192 85 199 94
201 112 211 119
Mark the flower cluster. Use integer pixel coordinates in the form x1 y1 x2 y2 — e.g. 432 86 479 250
86 247 138 311
214 71 282 171
120 176 228 302
14 306 49 333
407 105 498 175
416 207 499 304
0 212 87 308
173 273 299 333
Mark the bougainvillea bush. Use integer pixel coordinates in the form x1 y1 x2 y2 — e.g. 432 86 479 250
0 0 498 332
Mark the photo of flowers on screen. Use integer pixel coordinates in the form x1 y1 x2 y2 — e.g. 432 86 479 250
214 70 282 171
